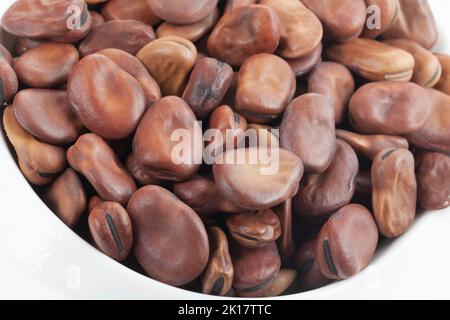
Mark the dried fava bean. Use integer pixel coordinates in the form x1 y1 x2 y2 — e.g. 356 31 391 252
273 199 294 266
302 0 366 42
326 38 414 82
225 0 257 12
67 133 137 205
3 106 66 177
361 0 400 39
147 0 218 24
372 148 417 238
213 147 304 210
435 54 450 95
416 152 450 210
307 62 355 124
13 89 82 145
315 204 379 280
45 168 86 228
137 36 197 96
156 7 219 42
90 11 105 29
14 42 79 88
383 0 438 50
88 196 103 213
14 38 47 56
125 153 159 186
88 201 133 261
384 39 442 88
237 268 297 298
226 209 281 249
1 0 92 43
18 158 54 185
0 44 13 65
68 54 146 140
79 20 155 57
182 57 233 119
0 51 18 105
260 0 322 59
287 43 323 78
127 185 209 286
246 124 280 149
236 54 295 123
102 0 160 26
293 239 330 290
293 139 359 225
133 96 203 182
207 5 280 67
404 89 450 154
202 227 234 296
349 81 432 135
96 48 161 107
336 129 409 161
280 93 336 174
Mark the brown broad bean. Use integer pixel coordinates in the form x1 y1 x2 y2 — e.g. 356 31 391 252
225 0 257 12
146 0 218 25
273 199 294 266
286 43 323 78
0 45 18 105
14 38 47 56
88 195 103 213
18 158 53 186
246 124 280 149
89 11 105 29
361 0 400 39
102 0 160 26
435 53 450 95
125 153 160 186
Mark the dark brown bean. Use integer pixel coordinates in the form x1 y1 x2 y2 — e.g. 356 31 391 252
147 0 218 24
102 0 161 26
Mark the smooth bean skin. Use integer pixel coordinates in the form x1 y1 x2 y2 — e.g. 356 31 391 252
137 36 197 96
372 148 417 238
102 0 161 26
315 204 379 280
147 0 218 24
286 43 323 78
182 57 233 119
293 139 359 225
14 42 79 88
349 81 432 135
416 152 450 210
68 54 146 140
307 62 355 124
133 96 203 182
213 147 304 210
280 93 336 174
236 54 295 123
79 20 155 57
88 201 133 261
207 5 280 67
0 47 19 105
273 199 294 266
14 37 47 56
1 0 92 43
67 133 137 205
336 129 409 161
202 227 234 296
127 185 209 287
45 168 86 229
361 0 400 39
435 53 450 95
326 38 415 82
13 89 83 145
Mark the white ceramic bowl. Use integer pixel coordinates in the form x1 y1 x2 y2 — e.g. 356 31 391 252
0 0 449 300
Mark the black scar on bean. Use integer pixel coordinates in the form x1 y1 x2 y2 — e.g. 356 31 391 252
105 212 125 255
323 239 338 276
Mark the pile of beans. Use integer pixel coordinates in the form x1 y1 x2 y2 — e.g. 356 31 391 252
1 0 449 297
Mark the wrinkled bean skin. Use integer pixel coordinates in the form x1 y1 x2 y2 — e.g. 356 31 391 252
45 168 86 229
125 153 159 186
361 0 400 39
326 38 415 82
14 37 47 56
102 0 160 26
68 54 146 140
88 201 133 261
384 39 442 88
133 96 203 182
0 47 19 105
315 204 379 280
280 93 336 174
273 199 294 266
207 5 280 67
79 20 155 57
1 0 92 43
236 54 295 123
96 48 161 107
213 147 304 210
302 0 366 42
202 227 234 296
127 185 209 287
14 42 79 88
349 81 432 135
416 152 450 210
336 129 409 161
13 89 83 145
372 148 417 238
435 54 450 95
182 57 233 119
137 36 197 96
3 106 66 178
404 89 450 154
383 0 438 50
226 209 281 249
67 133 137 205
294 139 359 225
260 0 323 59
308 62 355 125
287 43 323 78
147 0 218 24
